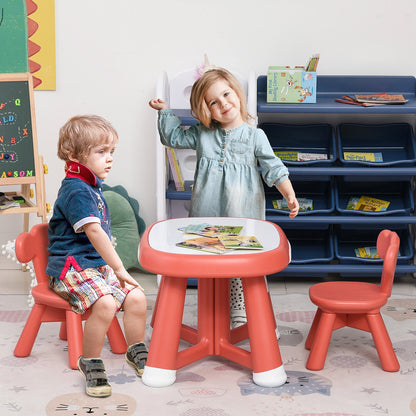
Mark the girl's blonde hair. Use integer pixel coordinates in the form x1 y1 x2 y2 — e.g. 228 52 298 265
190 68 251 128
57 115 118 162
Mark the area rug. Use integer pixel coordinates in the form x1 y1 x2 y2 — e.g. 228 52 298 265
1 292 415 416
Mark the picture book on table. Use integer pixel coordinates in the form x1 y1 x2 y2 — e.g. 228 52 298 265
182 223 243 238
346 195 390 212
218 235 263 250
176 237 230 254
273 198 313 211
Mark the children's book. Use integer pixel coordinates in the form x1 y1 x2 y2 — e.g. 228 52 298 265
218 235 263 250
343 152 383 162
273 198 313 211
355 246 380 259
176 237 229 254
274 151 328 161
274 151 298 161
184 224 243 238
166 147 185 191
354 93 408 104
297 152 328 161
347 195 390 212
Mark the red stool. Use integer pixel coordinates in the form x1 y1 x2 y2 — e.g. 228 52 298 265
305 229 400 372
139 217 290 387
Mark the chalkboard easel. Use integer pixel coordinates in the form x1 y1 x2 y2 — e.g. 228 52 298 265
0 73 47 227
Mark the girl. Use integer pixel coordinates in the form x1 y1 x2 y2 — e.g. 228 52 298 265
149 68 299 327
47 115 148 397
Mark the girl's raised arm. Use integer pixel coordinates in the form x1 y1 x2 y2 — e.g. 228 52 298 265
149 98 169 110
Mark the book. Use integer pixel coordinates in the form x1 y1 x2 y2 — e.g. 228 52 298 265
176 237 230 254
355 246 380 259
343 152 383 162
354 93 408 105
335 94 408 106
298 152 328 161
183 224 243 238
273 198 313 211
274 151 328 161
218 235 263 250
0 200 20 210
347 195 390 212
166 147 185 191
274 151 298 161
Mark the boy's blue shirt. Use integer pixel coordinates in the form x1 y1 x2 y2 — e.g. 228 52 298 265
46 161 111 279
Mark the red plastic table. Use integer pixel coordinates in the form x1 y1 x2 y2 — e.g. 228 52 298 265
139 217 290 387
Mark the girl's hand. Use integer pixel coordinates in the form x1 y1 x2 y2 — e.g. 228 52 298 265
149 98 169 110
286 196 299 219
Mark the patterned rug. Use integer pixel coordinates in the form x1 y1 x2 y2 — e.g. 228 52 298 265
1 292 415 416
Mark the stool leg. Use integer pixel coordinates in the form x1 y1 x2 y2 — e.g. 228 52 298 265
142 276 187 387
305 308 322 350
242 276 287 387
107 316 127 354
366 313 400 372
66 310 84 370
306 311 336 371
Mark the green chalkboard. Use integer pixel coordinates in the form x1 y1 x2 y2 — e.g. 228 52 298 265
0 73 38 183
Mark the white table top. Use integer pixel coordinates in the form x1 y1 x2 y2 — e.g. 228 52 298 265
148 217 281 255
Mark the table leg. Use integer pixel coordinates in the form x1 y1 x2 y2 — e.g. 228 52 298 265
142 276 187 387
242 276 287 387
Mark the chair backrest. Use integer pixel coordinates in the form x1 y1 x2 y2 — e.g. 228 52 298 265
15 223 49 288
377 229 400 297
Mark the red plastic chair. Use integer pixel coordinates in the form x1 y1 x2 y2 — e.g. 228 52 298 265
13 223 127 369
305 229 400 372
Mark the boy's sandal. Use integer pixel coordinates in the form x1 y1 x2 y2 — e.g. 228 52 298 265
125 342 148 377
77 356 112 397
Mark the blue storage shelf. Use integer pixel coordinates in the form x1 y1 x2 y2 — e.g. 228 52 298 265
284 227 334 264
335 179 414 216
338 123 416 167
265 179 334 217
257 75 416 114
334 226 413 265
259 123 336 166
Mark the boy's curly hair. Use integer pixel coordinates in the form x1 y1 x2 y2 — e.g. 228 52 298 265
57 115 118 162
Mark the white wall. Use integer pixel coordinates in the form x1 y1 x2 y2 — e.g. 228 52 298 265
1 0 416 262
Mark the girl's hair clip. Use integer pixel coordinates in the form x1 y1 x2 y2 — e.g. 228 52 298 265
195 54 217 79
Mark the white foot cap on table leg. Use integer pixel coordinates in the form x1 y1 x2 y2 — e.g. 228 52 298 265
142 366 176 387
253 365 287 387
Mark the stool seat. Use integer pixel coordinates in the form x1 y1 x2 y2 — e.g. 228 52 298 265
139 217 290 388
309 281 388 313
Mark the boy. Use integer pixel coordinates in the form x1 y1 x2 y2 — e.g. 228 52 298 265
46 115 147 397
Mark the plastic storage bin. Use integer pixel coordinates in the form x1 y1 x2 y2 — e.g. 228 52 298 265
259 123 336 166
335 179 414 216
338 123 416 167
265 179 335 216
284 227 334 264
334 225 413 265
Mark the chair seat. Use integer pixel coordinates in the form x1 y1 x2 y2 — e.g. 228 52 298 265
32 285 74 310
309 281 388 313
